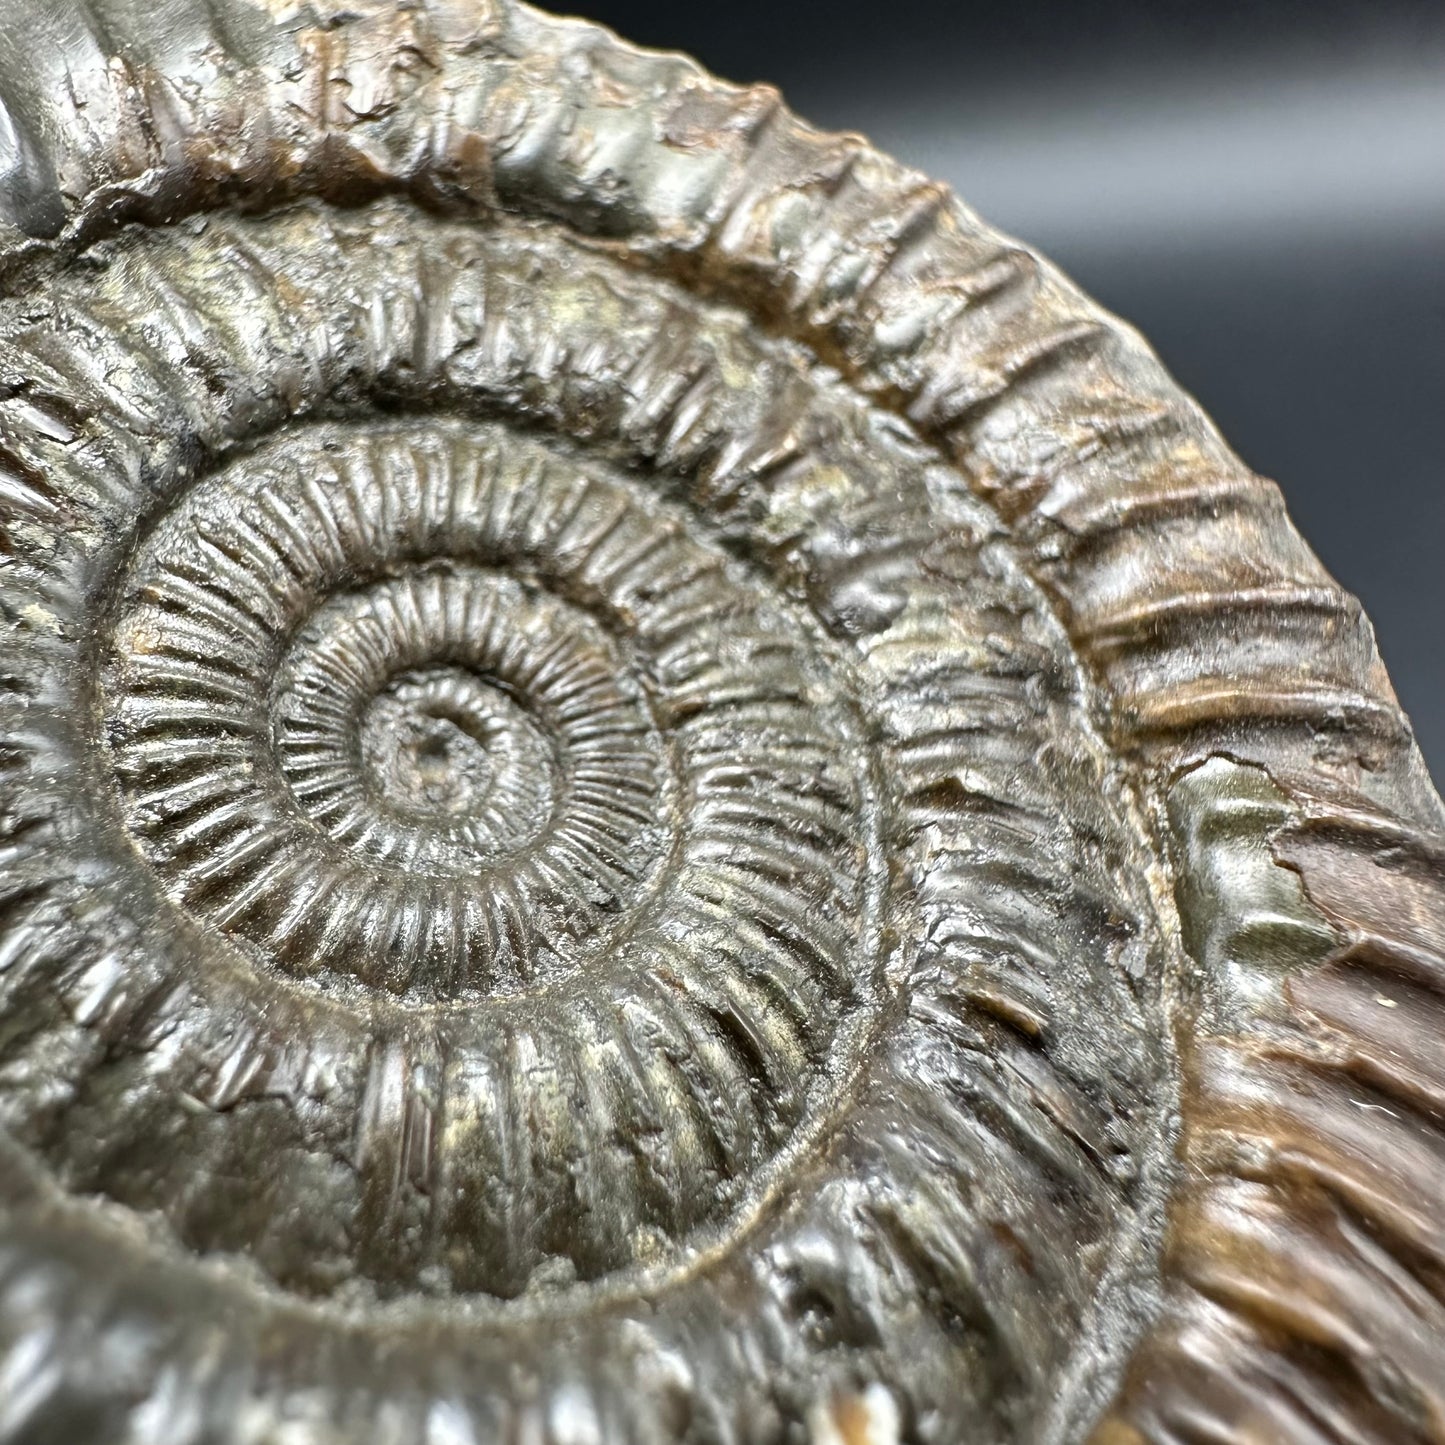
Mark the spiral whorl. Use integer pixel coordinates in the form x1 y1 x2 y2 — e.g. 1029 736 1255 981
0 2 1439 1441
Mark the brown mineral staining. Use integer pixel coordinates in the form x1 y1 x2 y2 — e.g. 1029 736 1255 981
809 1385 902 1445
0 0 1439 1440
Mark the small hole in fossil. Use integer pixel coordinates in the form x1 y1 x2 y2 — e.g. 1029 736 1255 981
358 667 556 834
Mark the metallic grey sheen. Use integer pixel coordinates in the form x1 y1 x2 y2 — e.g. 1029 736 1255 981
0 2 1440 1442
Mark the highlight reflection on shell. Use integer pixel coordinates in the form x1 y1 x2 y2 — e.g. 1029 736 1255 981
97 412 883 1299
0 1 1441 1440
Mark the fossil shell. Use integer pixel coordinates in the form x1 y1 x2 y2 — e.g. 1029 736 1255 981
0 1 1440 1441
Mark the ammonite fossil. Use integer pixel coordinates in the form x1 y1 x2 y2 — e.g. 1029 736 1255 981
0 2 1441 1441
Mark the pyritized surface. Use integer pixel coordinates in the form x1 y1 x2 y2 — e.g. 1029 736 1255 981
0 1 1439 1441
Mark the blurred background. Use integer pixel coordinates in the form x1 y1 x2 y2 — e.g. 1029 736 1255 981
555 0 1444 784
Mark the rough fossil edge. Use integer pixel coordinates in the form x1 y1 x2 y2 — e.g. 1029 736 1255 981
0 0 1442 1440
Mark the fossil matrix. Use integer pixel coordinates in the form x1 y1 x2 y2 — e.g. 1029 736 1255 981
0 1 1441 1441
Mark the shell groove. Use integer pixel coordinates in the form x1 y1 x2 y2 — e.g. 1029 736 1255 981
0 1 1439 1442
0 184 1163 1431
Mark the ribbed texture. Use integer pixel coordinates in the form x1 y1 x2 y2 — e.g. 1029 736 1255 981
0 1 1438 1439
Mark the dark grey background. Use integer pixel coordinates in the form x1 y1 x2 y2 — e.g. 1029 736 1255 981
556 0 1444 785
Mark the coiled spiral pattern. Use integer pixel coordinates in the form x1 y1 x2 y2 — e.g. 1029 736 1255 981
0 1 1439 1441
0 192 1161 1387
105 422 871 1008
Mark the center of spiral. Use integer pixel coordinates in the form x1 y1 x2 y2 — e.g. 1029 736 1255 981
266 569 667 918
358 669 555 839
361 667 556 858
